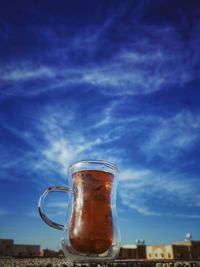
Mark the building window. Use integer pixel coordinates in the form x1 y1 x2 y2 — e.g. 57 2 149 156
149 253 151 258
155 253 157 257
161 253 164 258
168 253 171 258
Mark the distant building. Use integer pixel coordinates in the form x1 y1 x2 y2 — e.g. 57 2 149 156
118 244 146 259
0 239 40 257
41 249 64 258
118 239 200 260
1 237 200 260
146 240 200 260
13 244 40 257
118 244 137 259
173 240 200 260
146 244 176 260
0 239 14 256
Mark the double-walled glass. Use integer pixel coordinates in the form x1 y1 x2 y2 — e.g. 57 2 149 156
38 160 121 262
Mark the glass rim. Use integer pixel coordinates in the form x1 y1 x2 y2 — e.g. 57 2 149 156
68 159 119 174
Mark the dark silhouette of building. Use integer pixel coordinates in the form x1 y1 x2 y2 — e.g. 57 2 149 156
0 239 40 257
118 244 146 259
41 249 64 257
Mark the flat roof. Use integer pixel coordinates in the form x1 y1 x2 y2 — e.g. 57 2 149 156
122 244 137 249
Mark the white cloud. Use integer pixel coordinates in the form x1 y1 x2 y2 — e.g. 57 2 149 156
80 25 195 96
0 24 197 98
42 139 75 175
141 111 200 160
2 66 55 81
119 167 200 217
32 107 122 181
41 130 120 176
119 50 164 63
119 169 152 182
0 103 122 185
82 67 164 95
93 106 200 166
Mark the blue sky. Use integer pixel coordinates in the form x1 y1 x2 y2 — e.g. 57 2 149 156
0 0 200 250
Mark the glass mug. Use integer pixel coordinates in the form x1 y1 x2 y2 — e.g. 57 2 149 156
38 160 121 262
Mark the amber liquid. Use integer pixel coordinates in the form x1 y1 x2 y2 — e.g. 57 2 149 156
69 170 113 254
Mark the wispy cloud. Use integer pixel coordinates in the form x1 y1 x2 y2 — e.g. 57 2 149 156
1 100 199 190
82 40 193 96
0 20 199 97
92 103 200 166
0 104 121 185
119 167 200 218
1 66 55 81
141 110 200 161
39 123 120 178
38 109 113 175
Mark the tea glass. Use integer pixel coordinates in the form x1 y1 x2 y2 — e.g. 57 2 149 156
38 160 121 262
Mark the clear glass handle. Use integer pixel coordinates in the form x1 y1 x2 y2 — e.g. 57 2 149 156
38 186 72 231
